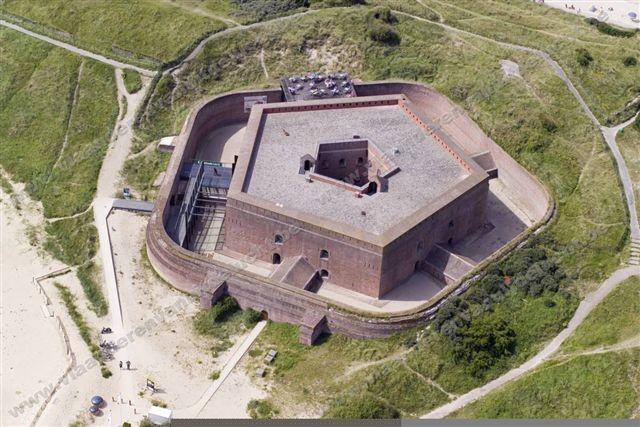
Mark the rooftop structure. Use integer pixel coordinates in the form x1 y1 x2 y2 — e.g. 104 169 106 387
238 95 474 236
224 93 489 296
280 72 356 102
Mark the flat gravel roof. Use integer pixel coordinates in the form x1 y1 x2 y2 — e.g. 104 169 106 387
244 104 469 235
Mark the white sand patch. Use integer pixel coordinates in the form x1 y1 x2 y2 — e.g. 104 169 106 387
0 192 68 425
542 1 639 29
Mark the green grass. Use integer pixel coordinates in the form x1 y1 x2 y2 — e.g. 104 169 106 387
43 211 98 266
76 261 109 317
451 349 640 418
193 296 260 357
247 399 280 419
123 69 143 94
0 0 228 66
562 276 640 352
380 0 640 124
0 28 118 218
40 60 118 217
122 150 171 200
54 282 109 376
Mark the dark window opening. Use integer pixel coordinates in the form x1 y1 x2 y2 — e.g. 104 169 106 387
357 157 364 165
447 237 453 246
449 220 454 228
320 269 329 279
272 253 281 264
260 310 268 320
320 249 329 260
415 261 421 272
275 234 284 244
304 160 311 171
339 158 346 167
367 181 378 195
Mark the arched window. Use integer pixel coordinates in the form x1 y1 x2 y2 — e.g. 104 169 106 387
357 157 364 165
449 220 454 228
339 158 346 167
272 253 281 264
320 249 329 260
320 269 329 279
368 181 378 195
275 234 284 244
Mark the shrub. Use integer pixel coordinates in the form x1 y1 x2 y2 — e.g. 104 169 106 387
247 399 279 419
368 22 401 45
585 18 637 38
101 366 112 378
323 392 400 419
242 308 261 327
623 56 637 67
452 311 516 376
576 48 593 66
209 370 221 380
77 262 109 317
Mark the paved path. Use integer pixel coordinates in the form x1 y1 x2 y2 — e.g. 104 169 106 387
0 19 156 76
173 320 268 418
422 265 640 418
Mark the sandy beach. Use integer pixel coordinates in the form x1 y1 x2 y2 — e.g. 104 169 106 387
542 0 640 29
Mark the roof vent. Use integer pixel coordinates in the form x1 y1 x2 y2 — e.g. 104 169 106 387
353 134 360 139
360 210 366 216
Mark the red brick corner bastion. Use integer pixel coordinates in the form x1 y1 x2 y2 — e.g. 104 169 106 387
146 81 553 344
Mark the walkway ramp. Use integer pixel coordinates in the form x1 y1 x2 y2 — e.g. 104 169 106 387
424 244 476 285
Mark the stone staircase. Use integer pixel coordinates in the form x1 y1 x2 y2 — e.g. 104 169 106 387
630 236 640 266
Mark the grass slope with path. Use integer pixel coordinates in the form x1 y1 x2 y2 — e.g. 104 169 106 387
0 27 119 219
617 123 640 221
450 349 640 419
561 276 640 352
451 276 640 418
379 0 640 124
0 0 228 67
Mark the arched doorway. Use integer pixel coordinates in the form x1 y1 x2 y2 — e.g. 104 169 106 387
272 253 281 264
320 269 329 279
415 260 421 272
368 181 378 195
304 160 311 171
260 310 268 320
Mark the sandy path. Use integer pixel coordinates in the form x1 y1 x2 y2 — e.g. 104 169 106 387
97 69 151 199
0 194 68 425
0 19 155 76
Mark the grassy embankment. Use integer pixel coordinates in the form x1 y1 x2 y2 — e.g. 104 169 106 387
452 276 640 418
1 28 113 313
123 69 143 94
136 7 631 417
55 283 112 378
0 0 228 68
380 0 640 124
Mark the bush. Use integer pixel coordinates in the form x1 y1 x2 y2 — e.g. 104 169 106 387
76 262 109 317
242 308 261 328
576 48 594 67
623 56 637 67
247 399 279 419
368 22 401 45
323 392 400 419
101 366 112 378
585 18 637 38
209 370 221 380
452 311 516 376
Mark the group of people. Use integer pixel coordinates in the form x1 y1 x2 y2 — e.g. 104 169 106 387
119 360 132 370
